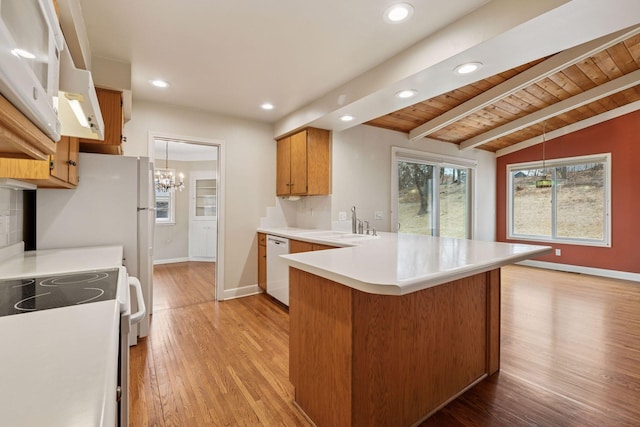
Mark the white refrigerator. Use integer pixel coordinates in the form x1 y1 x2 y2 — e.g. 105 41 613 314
36 153 155 344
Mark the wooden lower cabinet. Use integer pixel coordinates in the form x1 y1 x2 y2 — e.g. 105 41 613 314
257 233 266 291
311 243 336 251
290 239 313 254
0 136 79 188
291 239 338 253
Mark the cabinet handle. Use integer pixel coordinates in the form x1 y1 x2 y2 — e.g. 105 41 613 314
67 160 77 166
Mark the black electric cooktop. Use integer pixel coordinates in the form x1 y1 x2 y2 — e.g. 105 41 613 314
0 268 120 317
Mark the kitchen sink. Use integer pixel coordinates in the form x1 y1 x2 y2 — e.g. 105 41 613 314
333 234 380 240
298 230 350 237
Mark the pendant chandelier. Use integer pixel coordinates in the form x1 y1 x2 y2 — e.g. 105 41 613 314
155 141 184 192
535 122 553 189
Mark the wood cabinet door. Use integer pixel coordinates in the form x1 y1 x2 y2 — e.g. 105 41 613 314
67 137 79 185
312 243 337 251
290 239 313 253
306 128 331 195
258 244 266 291
289 130 308 195
50 136 70 183
276 136 291 195
80 88 123 146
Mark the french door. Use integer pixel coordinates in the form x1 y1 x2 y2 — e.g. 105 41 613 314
395 156 471 238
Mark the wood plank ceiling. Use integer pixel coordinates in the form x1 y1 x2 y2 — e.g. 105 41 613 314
366 27 640 153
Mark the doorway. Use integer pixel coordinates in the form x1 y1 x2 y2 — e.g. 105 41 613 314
148 133 224 303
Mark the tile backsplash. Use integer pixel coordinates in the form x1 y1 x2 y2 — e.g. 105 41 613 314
0 188 23 248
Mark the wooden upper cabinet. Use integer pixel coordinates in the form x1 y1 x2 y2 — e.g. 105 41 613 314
289 131 308 195
79 88 124 155
50 136 79 186
276 136 292 196
0 94 56 160
276 127 331 196
0 135 80 188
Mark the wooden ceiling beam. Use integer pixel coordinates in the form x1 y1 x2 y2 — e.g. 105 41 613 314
408 25 640 142
459 69 640 151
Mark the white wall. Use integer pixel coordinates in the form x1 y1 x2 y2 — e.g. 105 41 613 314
0 188 23 248
330 125 497 241
123 100 275 291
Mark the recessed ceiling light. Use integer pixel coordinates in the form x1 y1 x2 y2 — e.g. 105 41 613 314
384 3 414 23
454 62 483 75
339 115 355 122
395 89 417 99
261 102 274 110
150 79 169 88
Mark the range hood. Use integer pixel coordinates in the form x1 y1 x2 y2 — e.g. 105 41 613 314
56 42 104 140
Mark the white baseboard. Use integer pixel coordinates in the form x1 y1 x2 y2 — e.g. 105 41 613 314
153 257 189 265
189 256 216 263
517 260 640 283
222 284 263 300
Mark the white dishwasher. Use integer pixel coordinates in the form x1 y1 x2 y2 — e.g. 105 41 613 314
266 235 290 306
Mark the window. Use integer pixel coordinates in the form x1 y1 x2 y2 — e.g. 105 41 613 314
155 169 176 224
392 147 475 238
507 154 610 246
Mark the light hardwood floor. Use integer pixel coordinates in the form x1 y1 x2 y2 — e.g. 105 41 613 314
131 263 640 426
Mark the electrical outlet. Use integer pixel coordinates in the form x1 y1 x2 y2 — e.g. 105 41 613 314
374 211 383 220
555 249 561 256
338 211 347 221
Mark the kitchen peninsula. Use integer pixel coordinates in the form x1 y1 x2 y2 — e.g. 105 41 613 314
271 230 551 426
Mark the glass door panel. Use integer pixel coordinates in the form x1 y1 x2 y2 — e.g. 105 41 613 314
439 167 468 238
397 160 435 235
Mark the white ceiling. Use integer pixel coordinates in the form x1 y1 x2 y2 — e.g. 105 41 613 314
77 0 640 139
78 0 488 121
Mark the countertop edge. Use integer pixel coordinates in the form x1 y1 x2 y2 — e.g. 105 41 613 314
283 246 552 295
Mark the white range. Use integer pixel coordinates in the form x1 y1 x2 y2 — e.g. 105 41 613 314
0 244 145 427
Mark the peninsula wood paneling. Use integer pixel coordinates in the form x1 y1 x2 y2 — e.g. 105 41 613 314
350 273 489 426
289 268 353 427
365 33 640 152
289 267 501 426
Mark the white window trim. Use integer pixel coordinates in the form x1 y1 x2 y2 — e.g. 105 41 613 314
391 146 476 238
506 153 611 247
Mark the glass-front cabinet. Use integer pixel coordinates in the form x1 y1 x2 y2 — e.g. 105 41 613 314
189 171 217 261
194 178 217 219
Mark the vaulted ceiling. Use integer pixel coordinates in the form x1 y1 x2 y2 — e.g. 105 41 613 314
366 27 640 154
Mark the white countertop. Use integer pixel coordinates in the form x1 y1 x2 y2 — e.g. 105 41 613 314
0 245 124 279
0 245 125 427
259 228 551 295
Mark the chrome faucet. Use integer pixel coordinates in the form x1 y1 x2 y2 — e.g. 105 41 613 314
351 206 357 234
